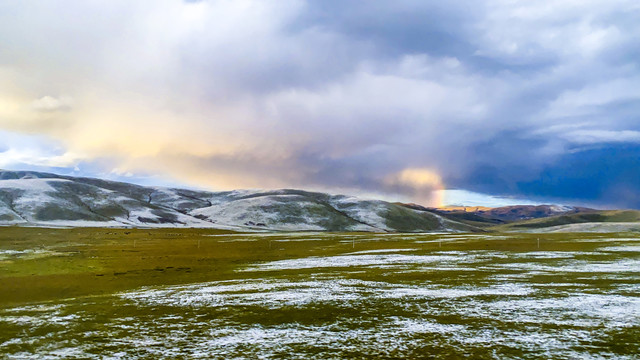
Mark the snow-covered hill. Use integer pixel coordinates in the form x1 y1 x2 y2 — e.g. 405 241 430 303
0 170 479 232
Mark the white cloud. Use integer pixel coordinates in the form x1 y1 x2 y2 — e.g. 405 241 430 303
0 130 81 168
476 0 633 61
545 77 640 118
30 96 73 112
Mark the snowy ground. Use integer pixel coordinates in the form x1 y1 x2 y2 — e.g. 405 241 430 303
1 234 638 359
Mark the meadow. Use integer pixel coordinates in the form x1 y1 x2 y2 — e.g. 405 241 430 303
0 227 638 359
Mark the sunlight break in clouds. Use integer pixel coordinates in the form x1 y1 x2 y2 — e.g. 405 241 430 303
386 168 445 207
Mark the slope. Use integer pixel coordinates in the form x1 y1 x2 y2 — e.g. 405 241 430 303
492 210 640 232
0 170 479 233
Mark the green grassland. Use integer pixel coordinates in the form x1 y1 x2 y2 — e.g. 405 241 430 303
0 227 638 359
0 227 620 307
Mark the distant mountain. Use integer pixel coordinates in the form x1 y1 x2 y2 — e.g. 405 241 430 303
491 210 640 233
0 170 481 233
437 204 595 222
400 203 593 226
396 203 640 233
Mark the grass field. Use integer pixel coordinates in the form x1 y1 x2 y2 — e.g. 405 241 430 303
0 227 639 359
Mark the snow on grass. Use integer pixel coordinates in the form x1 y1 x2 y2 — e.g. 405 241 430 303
530 222 640 233
0 178 70 191
0 180 71 222
345 248 420 255
241 254 466 271
476 294 640 327
0 303 77 328
413 234 511 243
3 236 639 359
597 245 640 252
109 256 636 358
205 232 326 238
556 237 640 243
29 220 131 228
0 249 67 261
243 249 604 272
121 277 537 310
328 197 390 231
122 278 376 308
494 258 640 273
215 238 260 243
190 195 330 231
390 317 466 334
508 251 587 259
378 282 534 298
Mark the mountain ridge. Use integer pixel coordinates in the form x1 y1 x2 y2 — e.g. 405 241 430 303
0 170 480 233
3 169 633 233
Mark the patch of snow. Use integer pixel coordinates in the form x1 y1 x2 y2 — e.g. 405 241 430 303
0 249 66 261
549 205 574 213
0 178 70 191
242 254 464 271
190 195 331 231
478 294 640 327
597 245 640 252
493 258 640 273
523 222 640 233
121 277 534 310
345 248 420 255
327 197 390 231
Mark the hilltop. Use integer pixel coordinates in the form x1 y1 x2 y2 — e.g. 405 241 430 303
2 170 635 233
0 170 478 232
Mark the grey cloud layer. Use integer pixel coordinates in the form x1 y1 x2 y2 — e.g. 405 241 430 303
1 0 639 206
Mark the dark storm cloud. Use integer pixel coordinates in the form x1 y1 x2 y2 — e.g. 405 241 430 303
287 0 640 206
294 1 477 56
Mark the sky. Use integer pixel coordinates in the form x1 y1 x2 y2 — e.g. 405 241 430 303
1 0 639 208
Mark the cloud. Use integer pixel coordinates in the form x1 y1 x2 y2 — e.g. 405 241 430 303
0 130 81 168
562 130 640 145
0 0 639 207
30 96 73 112
544 77 640 118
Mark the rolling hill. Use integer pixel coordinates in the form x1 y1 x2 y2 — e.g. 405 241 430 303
400 203 596 228
0 170 481 233
492 209 640 233
3 170 631 233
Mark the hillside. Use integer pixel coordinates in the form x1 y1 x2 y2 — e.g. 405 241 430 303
0 170 480 233
401 203 594 229
436 204 593 221
492 210 640 232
